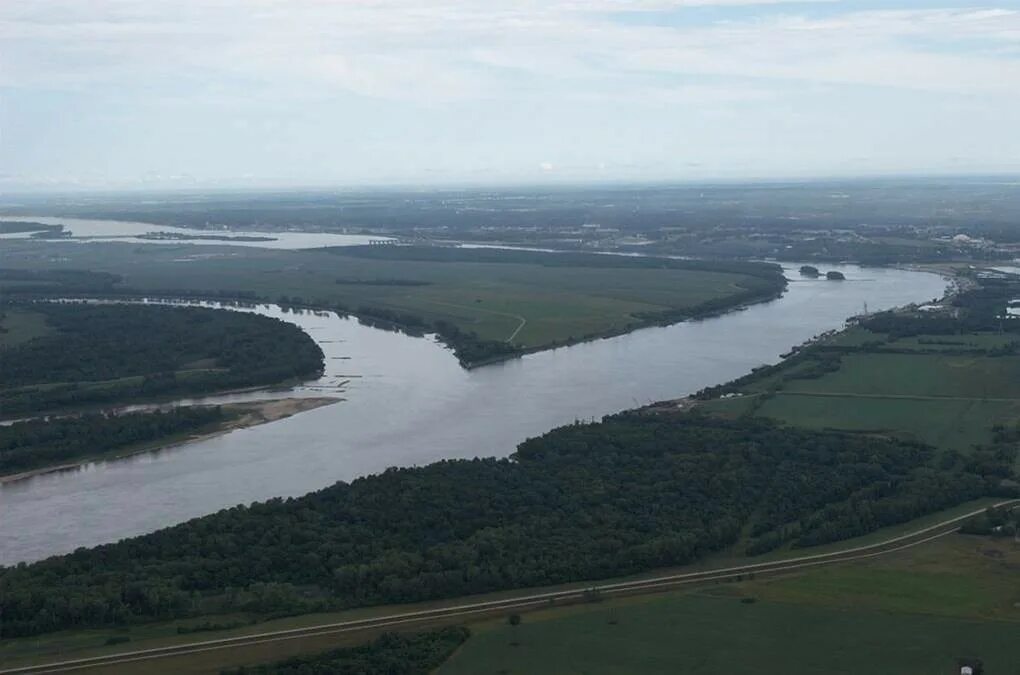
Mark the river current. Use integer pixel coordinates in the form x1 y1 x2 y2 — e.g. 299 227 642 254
0 263 946 564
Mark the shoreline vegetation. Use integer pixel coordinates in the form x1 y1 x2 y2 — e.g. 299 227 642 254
0 398 340 484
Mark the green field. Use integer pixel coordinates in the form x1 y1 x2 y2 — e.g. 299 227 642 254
441 535 1020 675
702 327 1020 452
746 394 1020 450
784 352 1020 399
0 240 783 351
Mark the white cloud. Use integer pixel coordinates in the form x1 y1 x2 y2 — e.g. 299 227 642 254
2 1 1020 186
3 2 1019 101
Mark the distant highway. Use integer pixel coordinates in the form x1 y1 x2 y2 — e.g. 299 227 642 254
3 499 1016 675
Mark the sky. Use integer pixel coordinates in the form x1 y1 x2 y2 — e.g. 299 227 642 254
2 0 1020 190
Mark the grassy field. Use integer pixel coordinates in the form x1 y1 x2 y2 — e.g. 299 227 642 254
441 534 1020 675
784 352 1020 399
0 308 52 348
702 328 1020 452
0 240 781 350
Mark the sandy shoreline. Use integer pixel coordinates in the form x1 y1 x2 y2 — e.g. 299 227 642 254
0 397 341 485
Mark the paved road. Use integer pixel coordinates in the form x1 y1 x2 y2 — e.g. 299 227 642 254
3 500 1016 675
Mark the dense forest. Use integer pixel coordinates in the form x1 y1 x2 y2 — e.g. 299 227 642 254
0 407 225 475
0 303 323 415
222 628 469 675
1 414 1012 638
960 504 1020 537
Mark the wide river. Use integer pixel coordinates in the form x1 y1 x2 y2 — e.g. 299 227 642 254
0 264 946 565
0 215 386 249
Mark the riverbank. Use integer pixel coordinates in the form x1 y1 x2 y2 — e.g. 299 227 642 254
0 397 340 485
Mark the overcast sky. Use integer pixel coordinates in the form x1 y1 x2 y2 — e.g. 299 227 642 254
2 0 1020 190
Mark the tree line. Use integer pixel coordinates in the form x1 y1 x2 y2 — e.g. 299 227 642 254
0 407 225 475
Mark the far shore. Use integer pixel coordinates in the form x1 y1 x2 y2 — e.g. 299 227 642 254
0 397 341 485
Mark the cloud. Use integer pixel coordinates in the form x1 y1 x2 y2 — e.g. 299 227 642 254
3 1 1020 187
3 1 1019 102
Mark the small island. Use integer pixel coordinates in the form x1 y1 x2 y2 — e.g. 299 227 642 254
826 271 846 281
138 231 277 242
799 265 820 277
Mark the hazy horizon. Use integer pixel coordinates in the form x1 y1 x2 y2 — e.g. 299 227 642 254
4 1 1020 191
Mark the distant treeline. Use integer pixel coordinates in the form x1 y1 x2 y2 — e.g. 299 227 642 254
862 276 1020 338
325 245 786 280
2 414 1012 637
0 268 122 297
0 221 64 235
8 181 1020 232
0 302 323 415
222 627 469 675
0 407 225 475
960 504 1020 537
335 278 432 287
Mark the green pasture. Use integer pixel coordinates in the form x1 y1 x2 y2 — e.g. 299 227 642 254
784 352 1020 399
704 328 1020 451
753 393 1020 450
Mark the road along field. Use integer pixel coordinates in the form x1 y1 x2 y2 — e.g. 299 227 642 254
443 509 1020 675
1 501 1013 674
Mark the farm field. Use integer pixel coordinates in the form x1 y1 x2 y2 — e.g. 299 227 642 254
701 327 1020 452
0 240 784 350
441 534 1020 675
783 352 1020 399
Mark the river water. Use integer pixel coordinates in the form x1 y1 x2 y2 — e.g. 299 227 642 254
0 264 946 565
0 216 386 249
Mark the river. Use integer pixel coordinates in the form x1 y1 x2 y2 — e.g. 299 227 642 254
0 264 946 565
0 216 387 249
